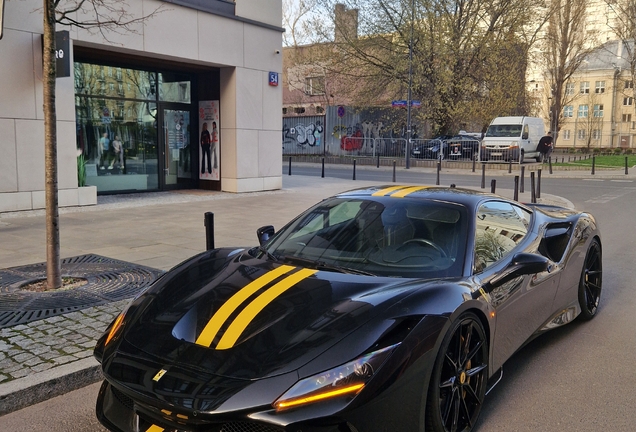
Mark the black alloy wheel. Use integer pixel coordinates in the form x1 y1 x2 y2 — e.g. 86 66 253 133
426 313 488 432
578 239 602 320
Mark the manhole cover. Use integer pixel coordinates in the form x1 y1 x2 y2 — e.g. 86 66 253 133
0 254 164 328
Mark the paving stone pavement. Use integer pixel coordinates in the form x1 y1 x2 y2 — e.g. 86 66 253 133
1 163 630 416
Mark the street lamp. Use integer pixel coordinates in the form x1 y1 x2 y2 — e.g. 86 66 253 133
405 0 414 169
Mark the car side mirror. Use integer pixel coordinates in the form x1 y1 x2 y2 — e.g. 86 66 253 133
522 132 529 139
257 225 275 246
482 253 549 293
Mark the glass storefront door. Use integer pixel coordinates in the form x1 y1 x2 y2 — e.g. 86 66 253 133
159 106 192 189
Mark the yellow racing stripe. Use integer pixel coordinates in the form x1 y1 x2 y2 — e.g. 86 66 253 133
195 265 296 347
146 425 164 432
390 185 429 198
371 185 408 196
216 268 318 350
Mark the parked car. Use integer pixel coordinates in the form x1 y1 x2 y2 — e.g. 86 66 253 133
446 134 481 160
94 185 602 432
480 116 546 163
411 135 451 159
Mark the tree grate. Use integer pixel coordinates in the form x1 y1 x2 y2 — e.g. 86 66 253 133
0 254 164 328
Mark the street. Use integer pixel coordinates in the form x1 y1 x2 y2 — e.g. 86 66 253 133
1 167 635 431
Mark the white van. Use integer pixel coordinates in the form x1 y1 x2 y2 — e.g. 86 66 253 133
479 116 546 163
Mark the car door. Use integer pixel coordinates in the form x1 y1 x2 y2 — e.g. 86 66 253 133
472 201 559 371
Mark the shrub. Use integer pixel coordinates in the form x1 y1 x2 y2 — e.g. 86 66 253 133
613 147 623 154
625 148 633 155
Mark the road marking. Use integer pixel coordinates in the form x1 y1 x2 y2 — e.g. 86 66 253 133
610 180 633 183
582 179 605 182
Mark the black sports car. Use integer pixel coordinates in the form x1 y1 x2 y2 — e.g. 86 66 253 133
94 185 602 432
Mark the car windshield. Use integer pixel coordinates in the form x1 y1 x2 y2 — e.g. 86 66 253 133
486 125 522 138
261 196 468 278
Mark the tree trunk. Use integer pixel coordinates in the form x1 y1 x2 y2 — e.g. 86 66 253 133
43 0 61 289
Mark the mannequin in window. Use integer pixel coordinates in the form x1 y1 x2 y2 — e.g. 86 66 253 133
99 132 110 169
109 135 124 170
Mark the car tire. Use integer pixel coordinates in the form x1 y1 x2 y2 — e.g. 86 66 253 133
425 312 488 432
535 153 543 163
577 239 602 320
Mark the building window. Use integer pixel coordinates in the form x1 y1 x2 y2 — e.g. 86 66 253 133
593 104 604 117
282 107 288 115
580 81 590 94
563 105 574 117
563 130 571 140
305 76 325 96
595 81 605 93
577 129 586 139
624 97 633 106
578 104 589 117
625 80 634 89
623 113 632 122
315 106 324 114
592 129 601 140
565 83 575 96
294 107 306 114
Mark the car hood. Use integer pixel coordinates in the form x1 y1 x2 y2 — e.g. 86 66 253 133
120 250 418 380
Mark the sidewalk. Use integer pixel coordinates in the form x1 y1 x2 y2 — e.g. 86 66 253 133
0 170 591 415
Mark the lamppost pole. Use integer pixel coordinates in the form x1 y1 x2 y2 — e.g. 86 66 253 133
405 0 414 169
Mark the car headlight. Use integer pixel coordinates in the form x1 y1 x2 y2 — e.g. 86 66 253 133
273 343 399 411
105 311 126 346
510 141 519 148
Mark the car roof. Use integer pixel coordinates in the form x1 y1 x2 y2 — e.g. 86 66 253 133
336 185 499 208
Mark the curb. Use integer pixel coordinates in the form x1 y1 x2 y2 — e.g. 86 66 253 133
0 357 102 416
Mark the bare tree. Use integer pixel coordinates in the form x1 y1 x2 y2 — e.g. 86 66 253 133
542 0 598 145
42 0 162 289
309 0 549 136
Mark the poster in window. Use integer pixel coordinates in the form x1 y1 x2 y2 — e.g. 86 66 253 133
198 101 220 181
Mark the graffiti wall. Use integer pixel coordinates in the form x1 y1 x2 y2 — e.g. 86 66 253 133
283 107 427 157
282 116 325 155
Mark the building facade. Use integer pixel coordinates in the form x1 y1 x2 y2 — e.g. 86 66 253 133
0 0 283 212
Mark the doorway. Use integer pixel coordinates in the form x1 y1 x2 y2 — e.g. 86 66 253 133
159 104 193 190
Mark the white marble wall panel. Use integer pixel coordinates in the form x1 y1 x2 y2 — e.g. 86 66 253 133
258 130 282 177
57 120 79 189
235 129 259 178
236 0 282 29
262 72 283 131
15 120 45 192
198 14 244 67
220 67 238 129
243 25 283 73
0 119 18 193
143 2 198 60
236 68 263 130
219 128 237 179
0 192 32 213
0 29 37 119
4 0 43 34
71 1 145 51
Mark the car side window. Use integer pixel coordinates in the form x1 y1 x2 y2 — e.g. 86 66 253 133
473 201 530 273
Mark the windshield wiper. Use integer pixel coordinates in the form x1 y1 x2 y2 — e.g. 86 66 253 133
258 246 279 262
278 254 375 276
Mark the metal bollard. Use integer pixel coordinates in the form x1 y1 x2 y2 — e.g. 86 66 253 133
392 160 396 182
626 156 629 175
490 179 496 194
288 157 292 175
530 172 536 203
204 212 215 251
436 161 441 185
592 155 595 175
508 158 512 173
321 157 325 178
377 153 380 168
514 176 519 201
537 169 542 199
520 166 525 193
472 157 476 173
353 159 356 180
549 157 553 174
